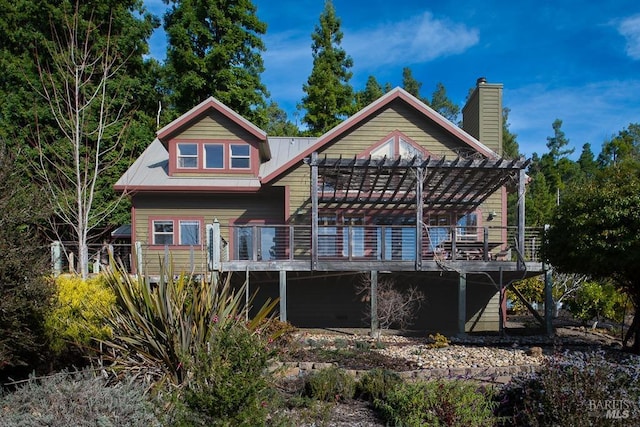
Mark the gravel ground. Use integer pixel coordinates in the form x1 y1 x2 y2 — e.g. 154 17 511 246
275 321 631 426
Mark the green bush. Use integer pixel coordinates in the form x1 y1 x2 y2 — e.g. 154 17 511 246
100 263 278 388
170 324 274 426
45 274 116 353
356 368 402 402
496 350 640 426
0 145 52 378
0 370 160 426
566 280 630 325
374 379 496 426
305 366 356 402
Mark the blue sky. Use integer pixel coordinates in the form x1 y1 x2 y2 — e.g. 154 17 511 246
144 0 640 158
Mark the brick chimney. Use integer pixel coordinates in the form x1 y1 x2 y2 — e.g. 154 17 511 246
462 77 503 155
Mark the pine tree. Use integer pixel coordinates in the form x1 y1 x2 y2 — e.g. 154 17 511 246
356 75 384 109
301 0 354 135
429 82 460 122
163 0 268 125
402 67 423 99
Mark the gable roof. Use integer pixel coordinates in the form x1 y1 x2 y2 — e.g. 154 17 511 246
156 96 268 143
260 87 497 184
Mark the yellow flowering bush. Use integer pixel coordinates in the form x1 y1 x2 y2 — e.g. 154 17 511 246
45 274 116 353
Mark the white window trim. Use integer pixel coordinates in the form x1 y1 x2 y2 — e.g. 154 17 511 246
153 220 174 245
230 144 251 169
177 143 198 169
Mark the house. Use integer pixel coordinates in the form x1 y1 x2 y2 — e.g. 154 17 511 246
115 78 548 335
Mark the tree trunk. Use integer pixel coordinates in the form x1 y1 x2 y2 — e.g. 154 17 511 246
624 295 640 354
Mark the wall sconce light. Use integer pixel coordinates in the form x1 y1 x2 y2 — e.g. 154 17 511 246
487 211 497 221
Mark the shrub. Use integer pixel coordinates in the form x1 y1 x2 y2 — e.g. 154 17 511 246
100 262 278 388
427 332 450 349
0 145 52 378
355 274 425 330
374 379 496 426
305 366 356 402
356 368 402 402
170 324 274 426
45 274 116 353
0 369 160 426
566 280 630 326
496 350 640 426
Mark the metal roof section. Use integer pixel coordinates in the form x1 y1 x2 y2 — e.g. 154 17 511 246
258 136 317 180
114 139 261 192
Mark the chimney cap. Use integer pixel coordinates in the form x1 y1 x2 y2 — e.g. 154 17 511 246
477 77 487 85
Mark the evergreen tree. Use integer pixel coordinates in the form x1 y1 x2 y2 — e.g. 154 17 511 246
502 107 520 159
401 67 423 100
163 0 268 125
356 75 384 109
577 143 598 180
301 0 354 135
0 0 158 236
264 101 300 136
429 82 459 122
597 123 640 166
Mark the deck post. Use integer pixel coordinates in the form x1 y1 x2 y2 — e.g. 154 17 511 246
51 241 62 276
544 265 554 336
279 270 287 322
458 272 467 336
311 152 319 270
415 167 423 270
370 270 379 336
517 168 526 270
246 267 250 322
209 219 221 271
135 241 143 276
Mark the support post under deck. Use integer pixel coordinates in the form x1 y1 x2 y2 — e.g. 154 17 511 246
311 152 319 271
458 272 467 336
370 270 379 336
517 168 526 270
279 270 287 322
544 266 554 336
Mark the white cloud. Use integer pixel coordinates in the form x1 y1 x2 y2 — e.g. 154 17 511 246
506 80 640 157
618 14 640 60
344 12 479 68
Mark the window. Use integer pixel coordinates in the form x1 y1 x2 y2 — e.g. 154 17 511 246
204 144 224 169
236 227 253 260
152 219 202 246
230 144 250 168
177 143 198 168
179 220 200 245
343 216 365 257
368 133 425 160
318 215 337 257
371 138 394 159
153 220 174 245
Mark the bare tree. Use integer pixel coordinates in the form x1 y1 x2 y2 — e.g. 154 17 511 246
553 272 589 317
33 3 132 278
356 274 425 330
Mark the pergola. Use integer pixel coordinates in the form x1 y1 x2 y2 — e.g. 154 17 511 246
307 151 531 271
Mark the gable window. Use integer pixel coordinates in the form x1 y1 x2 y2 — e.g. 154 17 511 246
179 220 201 245
153 220 174 245
204 144 224 169
230 144 250 168
367 132 426 160
177 143 198 168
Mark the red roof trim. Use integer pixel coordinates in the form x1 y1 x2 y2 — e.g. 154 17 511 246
156 97 267 142
261 87 496 184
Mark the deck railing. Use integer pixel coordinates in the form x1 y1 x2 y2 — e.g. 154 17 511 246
217 224 544 264
51 225 544 275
